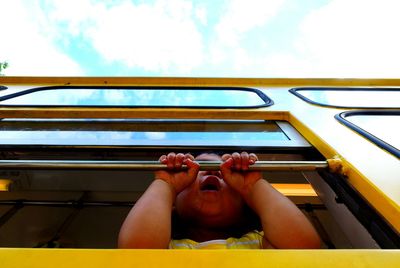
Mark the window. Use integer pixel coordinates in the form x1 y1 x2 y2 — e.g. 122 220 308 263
335 111 400 158
290 88 400 108
0 119 307 148
0 86 272 108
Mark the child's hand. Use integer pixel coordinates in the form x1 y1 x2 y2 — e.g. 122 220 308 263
155 152 200 195
220 152 262 201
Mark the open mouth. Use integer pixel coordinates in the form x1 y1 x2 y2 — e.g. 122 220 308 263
200 175 221 192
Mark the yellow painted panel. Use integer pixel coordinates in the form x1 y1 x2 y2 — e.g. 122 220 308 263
0 179 12 191
272 183 317 197
2 76 400 87
1 249 400 268
0 108 288 120
287 108 400 233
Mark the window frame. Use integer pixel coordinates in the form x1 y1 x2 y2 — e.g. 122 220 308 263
0 86 273 109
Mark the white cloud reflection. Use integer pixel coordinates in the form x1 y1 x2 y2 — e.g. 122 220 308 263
1 88 265 107
347 115 400 149
301 90 400 107
0 130 288 146
145 132 167 140
0 131 132 145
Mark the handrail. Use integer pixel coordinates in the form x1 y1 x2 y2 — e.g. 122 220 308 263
0 160 331 171
0 199 326 210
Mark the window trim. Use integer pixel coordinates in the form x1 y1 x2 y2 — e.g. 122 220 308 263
0 86 273 109
290 87 400 109
335 110 400 158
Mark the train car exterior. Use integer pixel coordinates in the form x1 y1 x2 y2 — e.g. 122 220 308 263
0 76 399 267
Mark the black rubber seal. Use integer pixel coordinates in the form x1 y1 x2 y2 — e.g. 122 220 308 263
290 87 400 109
0 86 273 109
335 110 399 159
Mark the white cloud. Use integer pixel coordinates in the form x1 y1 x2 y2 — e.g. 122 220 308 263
91 0 203 74
46 0 205 74
3 0 400 78
44 0 98 38
215 0 286 46
293 0 400 77
209 0 286 69
0 1 84 76
195 5 207 26
236 0 400 78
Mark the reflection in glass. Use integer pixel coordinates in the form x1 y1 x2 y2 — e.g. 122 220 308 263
347 115 400 150
296 89 400 108
0 88 268 107
0 120 289 146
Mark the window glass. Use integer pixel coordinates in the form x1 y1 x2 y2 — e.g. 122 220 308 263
346 115 400 150
0 120 308 147
291 88 400 108
0 87 270 108
336 111 400 158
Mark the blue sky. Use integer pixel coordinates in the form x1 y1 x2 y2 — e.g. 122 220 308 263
1 0 400 77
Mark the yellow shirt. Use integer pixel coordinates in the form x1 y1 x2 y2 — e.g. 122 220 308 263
169 231 264 249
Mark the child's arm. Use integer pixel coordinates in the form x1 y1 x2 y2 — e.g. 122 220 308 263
220 152 321 249
118 153 199 248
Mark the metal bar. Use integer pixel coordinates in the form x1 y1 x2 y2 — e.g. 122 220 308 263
0 160 328 171
0 200 326 210
0 203 24 227
0 200 133 207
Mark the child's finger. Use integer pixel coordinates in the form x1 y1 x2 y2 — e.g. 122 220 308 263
232 152 241 170
175 153 185 168
159 155 167 164
249 153 258 165
220 157 233 177
221 154 232 161
241 152 249 170
185 158 200 179
184 153 195 161
166 152 176 169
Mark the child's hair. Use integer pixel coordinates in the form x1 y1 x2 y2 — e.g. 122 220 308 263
171 204 262 240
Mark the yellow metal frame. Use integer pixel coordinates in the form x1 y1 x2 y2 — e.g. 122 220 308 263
271 183 317 197
1 249 400 268
0 179 12 191
2 76 400 86
0 77 399 267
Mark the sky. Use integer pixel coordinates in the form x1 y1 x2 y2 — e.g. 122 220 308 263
1 0 400 78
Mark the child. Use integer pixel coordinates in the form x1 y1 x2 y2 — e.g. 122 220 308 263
118 152 321 249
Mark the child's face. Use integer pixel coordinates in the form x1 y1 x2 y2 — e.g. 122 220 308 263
175 153 244 228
